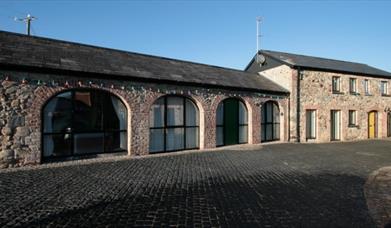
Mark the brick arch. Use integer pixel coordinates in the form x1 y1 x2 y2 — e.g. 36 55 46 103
146 93 206 151
213 95 255 145
29 86 133 163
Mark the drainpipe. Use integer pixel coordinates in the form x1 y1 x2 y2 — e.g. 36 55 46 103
296 67 301 143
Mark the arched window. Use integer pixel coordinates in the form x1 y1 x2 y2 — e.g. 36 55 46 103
149 96 199 153
216 98 248 146
261 101 280 142
42 89 127 159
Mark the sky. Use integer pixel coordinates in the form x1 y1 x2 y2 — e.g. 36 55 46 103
0 0 390 72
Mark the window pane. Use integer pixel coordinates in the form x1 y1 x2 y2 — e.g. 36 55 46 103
166 128 184 151
266 124 273 140
266 103 273 122
216 126 224 146
216 103 224 125
149 129 164 152
73 91 104 132
239 125 248 143
261 105 266 124
105 131 127 152
167 97 184 126
43 134 72 157
238 102 248 124
186 127 199 149
73 133 105 154
273 124 280 140
105 96 127 131
185 99 199 126
43 92 72 133
261 124 266 141
273 103 280 123
150 98 165 128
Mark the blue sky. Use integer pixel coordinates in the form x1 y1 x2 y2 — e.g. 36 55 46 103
0 0 390 72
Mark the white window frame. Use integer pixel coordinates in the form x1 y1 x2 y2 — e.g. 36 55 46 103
348 110 357 127
381 81 388 96
332 76 341 93
349 78 357 94
306 110 317 140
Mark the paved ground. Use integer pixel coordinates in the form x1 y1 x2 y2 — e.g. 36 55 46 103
1 140 391 227
365 166 391 228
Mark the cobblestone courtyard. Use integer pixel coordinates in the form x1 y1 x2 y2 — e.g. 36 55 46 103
1 140 391 227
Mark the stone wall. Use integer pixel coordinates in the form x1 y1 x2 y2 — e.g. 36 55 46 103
0 70 288 168
299 70 391 142
259 65 299 142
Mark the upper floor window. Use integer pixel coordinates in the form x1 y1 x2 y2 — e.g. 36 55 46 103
349 78 357 94
381 81 389 96
364 79 371 95
332 76 341 93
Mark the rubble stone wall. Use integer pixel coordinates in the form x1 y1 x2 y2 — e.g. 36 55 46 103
0 70 288 168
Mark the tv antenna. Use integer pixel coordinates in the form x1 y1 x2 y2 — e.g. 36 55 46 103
14 14 37 36
256 16 265 64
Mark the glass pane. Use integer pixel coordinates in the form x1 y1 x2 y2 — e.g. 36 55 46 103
261 105 266 124
167 97 184 126
261 124 266 141
216 103 224 125
239 126 248 143
73 91 104 132
43 92 72 133
186 127 199 149
238 102 248 124
149 129 164 152
166 128 184 151
266 103 273 122
266 124 273 141
74 133 105 154
150 98 165 128
273 124 280 140
43 134 72 157
216 126 224 146
273 103 280 123
185 99 199 126
105 131 127 152
105 96 127 131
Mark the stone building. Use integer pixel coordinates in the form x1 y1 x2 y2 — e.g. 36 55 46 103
246 50 391 143
0 31 289 168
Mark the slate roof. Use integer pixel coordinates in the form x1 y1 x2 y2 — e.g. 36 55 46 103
248 50 391 78
0 31 288 94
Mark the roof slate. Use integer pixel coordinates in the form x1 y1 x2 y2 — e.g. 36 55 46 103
260 50 391 78
0 31 288 94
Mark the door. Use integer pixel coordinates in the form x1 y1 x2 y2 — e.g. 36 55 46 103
331 110 341 141
368 111 377 138
224 99 239 145
261 101 280 142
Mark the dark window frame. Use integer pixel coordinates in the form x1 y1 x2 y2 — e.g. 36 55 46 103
41 89 127 161
149 95 200 153
216 98 249 147
261 101 280 142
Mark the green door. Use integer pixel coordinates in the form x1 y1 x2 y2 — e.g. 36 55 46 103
224 99 239 145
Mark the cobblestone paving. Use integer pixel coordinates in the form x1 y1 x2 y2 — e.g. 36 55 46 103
1 140 391 227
